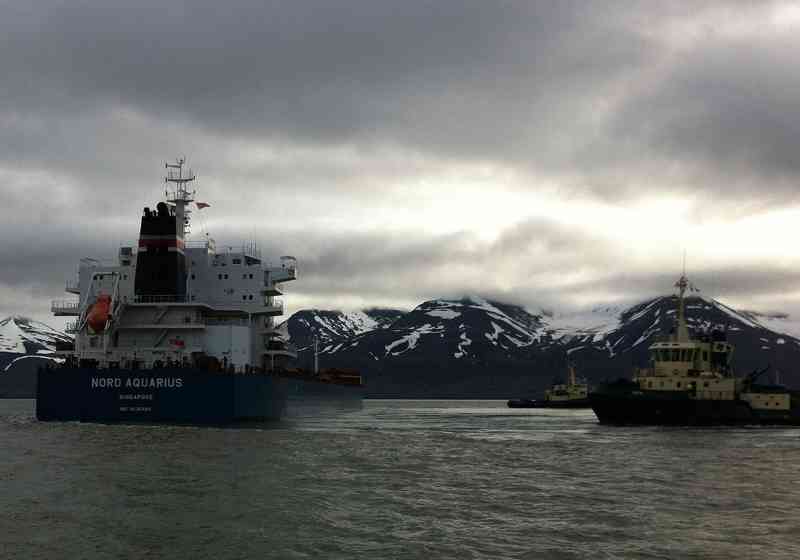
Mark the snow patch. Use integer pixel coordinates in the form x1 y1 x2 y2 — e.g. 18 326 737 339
384 324 440 356
3 354 64 372
427 309 461 320
454 330 472 359
485 322 504 345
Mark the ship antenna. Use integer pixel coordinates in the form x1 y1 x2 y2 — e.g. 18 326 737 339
165 157 196 238
675 263 690 342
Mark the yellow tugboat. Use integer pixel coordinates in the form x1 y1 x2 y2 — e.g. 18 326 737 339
507 363 590 409
590 273 800 425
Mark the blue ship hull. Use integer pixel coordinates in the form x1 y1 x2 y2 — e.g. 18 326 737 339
37 368 294 424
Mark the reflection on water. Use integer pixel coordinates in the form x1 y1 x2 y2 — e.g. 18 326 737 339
1 399 799 559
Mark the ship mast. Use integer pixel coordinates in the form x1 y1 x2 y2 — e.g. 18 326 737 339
165 157 196 238
674 272 690 342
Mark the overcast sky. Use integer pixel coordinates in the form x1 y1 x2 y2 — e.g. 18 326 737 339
2 0 800 325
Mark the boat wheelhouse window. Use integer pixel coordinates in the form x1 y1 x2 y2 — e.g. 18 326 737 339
248 295 253 300
680 349 687 361
224 274 229 279
242 295 247 300
191 274 196 280
672 349 680 361
218 274 222 280
233 258 242 265
249 274 254 279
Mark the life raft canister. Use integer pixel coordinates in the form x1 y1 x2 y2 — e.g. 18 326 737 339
87 294 111 333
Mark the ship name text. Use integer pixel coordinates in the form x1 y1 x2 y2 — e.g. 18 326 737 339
90 377 184 389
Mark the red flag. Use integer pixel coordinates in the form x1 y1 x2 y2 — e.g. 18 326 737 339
196 202 210 209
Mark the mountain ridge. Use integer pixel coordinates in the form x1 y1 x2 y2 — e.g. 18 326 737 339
3 292 800 397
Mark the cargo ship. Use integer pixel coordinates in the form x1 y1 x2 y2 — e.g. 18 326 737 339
507 363 590 408
38 158 363 424
590 273 800 426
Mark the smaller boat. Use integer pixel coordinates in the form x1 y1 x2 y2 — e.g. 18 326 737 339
507 363 591 408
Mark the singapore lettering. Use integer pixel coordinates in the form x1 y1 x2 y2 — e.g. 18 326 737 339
91 377 183 389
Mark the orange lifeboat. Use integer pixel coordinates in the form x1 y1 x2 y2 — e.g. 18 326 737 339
87 294 111 333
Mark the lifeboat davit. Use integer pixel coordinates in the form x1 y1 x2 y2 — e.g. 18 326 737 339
87 294 111 333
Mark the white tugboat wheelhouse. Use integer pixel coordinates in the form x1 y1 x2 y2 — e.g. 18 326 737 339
633 273 790 412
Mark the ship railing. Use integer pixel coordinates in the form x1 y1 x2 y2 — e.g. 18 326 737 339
133 295 190 304
132 294 284 313
205 317 250 326
65 280 80 294
51 300 81 315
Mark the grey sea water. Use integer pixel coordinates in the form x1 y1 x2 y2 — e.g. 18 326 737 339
2 399 799 559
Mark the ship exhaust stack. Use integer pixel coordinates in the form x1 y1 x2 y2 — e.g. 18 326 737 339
133 158 195 299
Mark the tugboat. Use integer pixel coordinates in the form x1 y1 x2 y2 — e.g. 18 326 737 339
38 158 363 424
507 363 590 408
590 273 800 426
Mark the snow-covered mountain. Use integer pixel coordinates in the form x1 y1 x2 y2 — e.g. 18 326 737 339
0 316 73 397
0 315 72 357
285 308 405 350
3 293 800 399
547 296 800 359
286 295 800 396
320 297 548 361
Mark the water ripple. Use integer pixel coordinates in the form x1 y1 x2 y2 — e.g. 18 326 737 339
1 399 800 559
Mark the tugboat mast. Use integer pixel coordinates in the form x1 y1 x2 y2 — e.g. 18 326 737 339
674 272 690 342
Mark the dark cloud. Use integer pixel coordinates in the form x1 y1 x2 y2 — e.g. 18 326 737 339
2 0 799 322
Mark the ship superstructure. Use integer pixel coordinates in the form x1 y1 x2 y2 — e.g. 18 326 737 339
52 159 297 373
37 159 362 424
590 273 800 425
507 362 590 408
544 364 589 404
